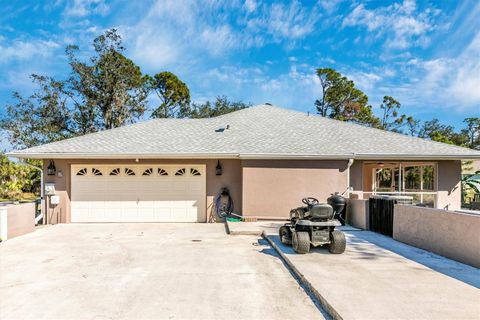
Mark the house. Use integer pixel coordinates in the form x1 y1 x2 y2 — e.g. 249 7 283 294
7 105 480 223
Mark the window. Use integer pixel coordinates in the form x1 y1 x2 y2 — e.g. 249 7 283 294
422 165 435 191
125 168 136 176
175 168 186 176
190 168 201 176
370 162 436 207
92 168 103 176
109 168 120 176
76 168 88 176
142 168 153 176
158 168 168 176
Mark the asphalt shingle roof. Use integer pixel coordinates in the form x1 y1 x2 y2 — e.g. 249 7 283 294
8 104 480 159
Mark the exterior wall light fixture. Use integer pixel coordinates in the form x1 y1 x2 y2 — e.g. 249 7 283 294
216 160 223 176
47 160 56 176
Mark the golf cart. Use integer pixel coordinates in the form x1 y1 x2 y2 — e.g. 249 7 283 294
279 194 346 254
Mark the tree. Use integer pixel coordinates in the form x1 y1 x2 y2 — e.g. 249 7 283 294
66 29 149 130
405 117 420 136
1 75 75 148
314 68 378 125
149 72 190 118
378 96 411 132
418 119 460 145
188 96 250 118
1 29 148 149
461 117 480 150
0 154 40 200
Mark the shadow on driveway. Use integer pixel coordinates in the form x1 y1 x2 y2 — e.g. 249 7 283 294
270 230 480 289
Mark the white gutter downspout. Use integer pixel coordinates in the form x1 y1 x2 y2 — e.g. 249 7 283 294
346 158 355 198
19 160 44 225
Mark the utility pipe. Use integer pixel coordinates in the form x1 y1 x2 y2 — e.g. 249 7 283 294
19 159 44 225
346 158 355 198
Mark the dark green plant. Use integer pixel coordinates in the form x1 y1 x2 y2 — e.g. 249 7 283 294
461 170 480 206
0 154 40 200
188 96 250 118
148 72 190 118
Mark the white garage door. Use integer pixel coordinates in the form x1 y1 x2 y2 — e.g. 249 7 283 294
71 165 206 223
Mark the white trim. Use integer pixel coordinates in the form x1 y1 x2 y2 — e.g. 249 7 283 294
0 207 7 241
7 152 480 160
7 153 241 160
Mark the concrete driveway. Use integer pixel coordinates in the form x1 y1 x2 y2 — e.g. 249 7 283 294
267 228 480 320
0 224 323 320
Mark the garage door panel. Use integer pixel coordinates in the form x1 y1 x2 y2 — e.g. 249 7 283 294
71 165 206 223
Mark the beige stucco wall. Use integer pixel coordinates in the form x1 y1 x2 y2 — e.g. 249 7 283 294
242 160 349 219
43 159 242 223
0 203 35 240
346 199 369 230
41 158 463 222
436 160 462 210
393 204 480 268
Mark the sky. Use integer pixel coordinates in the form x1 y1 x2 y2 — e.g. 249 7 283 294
1 0 479 151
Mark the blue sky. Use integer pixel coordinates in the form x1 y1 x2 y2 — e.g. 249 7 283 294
1 0 479 151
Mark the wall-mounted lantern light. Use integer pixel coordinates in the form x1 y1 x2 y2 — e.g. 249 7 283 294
216 160 222 176
47 160 56 176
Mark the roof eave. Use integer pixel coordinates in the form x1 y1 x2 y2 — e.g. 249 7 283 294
354 153 480 160
6 152 480 161
5 152 241 160
239 153 355 160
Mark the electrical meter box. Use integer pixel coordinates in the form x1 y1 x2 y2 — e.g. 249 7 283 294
50 195 60 205
45 183 56 196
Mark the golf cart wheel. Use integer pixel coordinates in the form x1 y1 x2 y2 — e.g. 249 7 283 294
328 230 346 254
279 226 292 245
292 231 310 254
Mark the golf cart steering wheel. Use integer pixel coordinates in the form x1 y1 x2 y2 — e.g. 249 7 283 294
302 197 319 206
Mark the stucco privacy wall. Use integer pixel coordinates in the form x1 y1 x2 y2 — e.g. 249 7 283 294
242 160 349 218
0 203 35 240
346 199 369 229
393 205 480 268
43 159 242 223
436 160 462 210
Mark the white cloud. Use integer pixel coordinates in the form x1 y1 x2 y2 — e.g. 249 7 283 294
448 32 480 106
0 40 59 64
125 0 320 71
243 0 257 13
64 0 109 17
368 31 480 114
318 0 343 14
342 0 439 49
245 1 320 40
346 71 382 91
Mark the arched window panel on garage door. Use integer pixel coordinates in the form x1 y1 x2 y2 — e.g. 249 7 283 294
125 168 136 176
158 168 169 176
142 168 153 176
175 168 186 176
76 168 88 176
92 168 103 176
109 168 121 176
190 168 201 176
